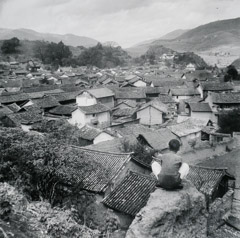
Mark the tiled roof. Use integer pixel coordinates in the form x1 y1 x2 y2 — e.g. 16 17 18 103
23 104 43 114
170 88 200 96
7 111 43 125
202 82 233 91
115 90 146 99
6 103 21 113
211 92 240 104
52 91 80 102
167 118 204 137
158 95 176 104
22 85 59 93
185 70 212 81
114 124 153 137
187 166 228 197
68 146 131 192
116 100 137 108
60 84 85 92
78 103 110 115
136 99 168 113
78 125 102 141
0 105 13 118
144 87 168 95
87 88 114 98
27 89 64 99
49 105 77 116
32 95 60 109
0 93 29 104
102 78 114 85
138 128 178 151
102 171 156 216
188 103 212 112
151 79 184 88
113 107 136 117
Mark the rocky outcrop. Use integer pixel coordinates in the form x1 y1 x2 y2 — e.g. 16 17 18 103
126 180 207 238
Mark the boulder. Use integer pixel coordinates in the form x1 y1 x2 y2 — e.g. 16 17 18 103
126 180 207 238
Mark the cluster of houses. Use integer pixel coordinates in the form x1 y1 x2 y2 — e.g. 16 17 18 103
0 59 239 230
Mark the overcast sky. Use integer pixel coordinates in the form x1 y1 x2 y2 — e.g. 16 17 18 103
0 0 240 47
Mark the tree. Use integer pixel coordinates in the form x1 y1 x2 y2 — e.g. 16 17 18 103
224 65 239 81
1 37 20 54
218 109 240 134
33 41 72 66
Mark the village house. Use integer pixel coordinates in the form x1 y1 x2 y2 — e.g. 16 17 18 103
187 166 234 203
150 79 184 89
1 110 43 132
69 103 111 128
201 126 232 144
137 128 178 157
200 82 233 99
169 88 200 102
185 63 196 72
112 107 136 121
76 125 115 146
135 99 168 126
114 100 137 109
121 77 147 87
185 70 213 82
0 92 30 106
22 95 60 111
144 87 168 98
167 118 205 152
185 102 215 122
47 105 77 119
76 88 115 108
205 92 240 112
114 88 146 105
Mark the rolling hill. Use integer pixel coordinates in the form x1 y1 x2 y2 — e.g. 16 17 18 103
0 28 99 48
127 17 240 57
127 29 189 57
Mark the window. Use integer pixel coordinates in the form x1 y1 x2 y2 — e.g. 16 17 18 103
92 114 96 117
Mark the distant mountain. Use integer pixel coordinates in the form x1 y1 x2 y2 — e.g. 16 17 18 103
127 17 240 57
127 29 188 57
0 28 99 47
159 29 189 40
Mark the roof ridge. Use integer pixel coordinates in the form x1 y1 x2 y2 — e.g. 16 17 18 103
70 145 132 156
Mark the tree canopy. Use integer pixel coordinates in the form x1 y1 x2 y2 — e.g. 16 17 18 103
77 43 129 68
33 41 72 67
1 37 20 54
224 65 240 82
218 109 240 134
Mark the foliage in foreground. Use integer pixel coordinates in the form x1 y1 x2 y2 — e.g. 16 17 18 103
218 109 240 134
0 182 98 238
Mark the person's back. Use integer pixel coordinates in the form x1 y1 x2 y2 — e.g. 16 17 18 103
157 152 182 189
151 139 189 190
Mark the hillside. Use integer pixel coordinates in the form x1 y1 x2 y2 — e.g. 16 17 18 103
0 28 99 47
158 29 189 40
127 29 188 57
127 17 240 57
231 58 240 69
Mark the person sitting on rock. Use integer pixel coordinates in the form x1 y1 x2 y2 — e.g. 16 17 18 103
151 139 189 190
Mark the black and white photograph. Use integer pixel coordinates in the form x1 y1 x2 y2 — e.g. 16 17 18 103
0 0 240 237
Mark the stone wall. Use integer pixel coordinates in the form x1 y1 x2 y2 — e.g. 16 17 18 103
207 189 234 236
126 180 208 238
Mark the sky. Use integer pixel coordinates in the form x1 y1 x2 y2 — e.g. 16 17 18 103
0 0 240 47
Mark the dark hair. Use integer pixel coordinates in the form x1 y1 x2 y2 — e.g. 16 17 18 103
169 139 181 152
